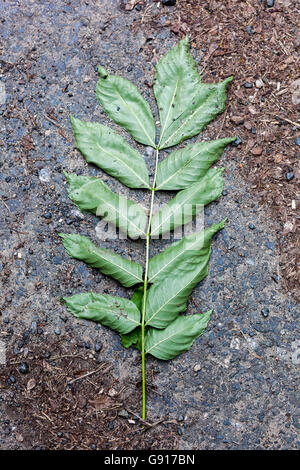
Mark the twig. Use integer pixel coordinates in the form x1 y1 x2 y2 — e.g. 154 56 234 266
125 408 174 430
141 3 154 24
50 354 87 361
68 364 110 384
44 114 72 142
275 115 300 129
286 133 300 140
0 197 11 212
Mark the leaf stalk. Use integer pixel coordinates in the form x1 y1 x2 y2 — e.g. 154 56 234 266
141 147 159 419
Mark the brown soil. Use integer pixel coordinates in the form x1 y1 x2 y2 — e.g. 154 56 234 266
1 340 178 450
137 0 300 299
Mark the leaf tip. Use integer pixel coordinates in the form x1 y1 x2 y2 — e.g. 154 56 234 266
63 171 72 183
98 66 108 79
223 76 234 86
220 217 228 228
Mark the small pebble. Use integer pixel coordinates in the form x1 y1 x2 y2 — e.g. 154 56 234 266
118 409 129 419
230 115 244 125
193 364 201 372
54 327 61 335
232 137 242 147
9 376 16 384
19 362 29 374
261 308 269 318
244 81 253 89
248 223 255 230
294 137 300 147
285 172 294 181
57 432 63 437
245 26 254 35
95 342 102 352
162 0 176 5
255 79 264 88
266 0 274 7
39 168 51 183
177 426 183 435
251 147 263 156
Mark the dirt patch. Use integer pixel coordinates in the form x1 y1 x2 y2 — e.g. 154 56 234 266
135 0 300 299
1 339 178 450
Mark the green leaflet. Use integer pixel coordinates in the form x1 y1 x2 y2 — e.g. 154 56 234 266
154 36 232 149
64 172 147 239
59 233 143 287
121 328 142 349
145 311 212 360
148 220 226 283
120 287 143 349
70 116 150 189
151 169 224 237
145 254 212 329
156 138 235 190
96 66 156 148
130 286 144 311
63 292 141 335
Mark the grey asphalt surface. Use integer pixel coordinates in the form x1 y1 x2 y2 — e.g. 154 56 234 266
0 0 299 449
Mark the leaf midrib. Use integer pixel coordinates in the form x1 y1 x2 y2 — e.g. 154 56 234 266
149 236 206 283
158 76 179 148
151 182 206 236
156 142 212 189
83 303 140 326
88 247 142 283
160 87 216 148
112 84 156 148
81 181 147 237
145 322 196 355
145 264 207 326
93 139 150 189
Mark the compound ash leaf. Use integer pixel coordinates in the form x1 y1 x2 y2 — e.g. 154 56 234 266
150 169 224 237
145 311 212 360
154 36 232 149
64 172 147 239
70 116 150 189
59 233 143 287
63 292 141 335
96 66 156 148
155 138 235 190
